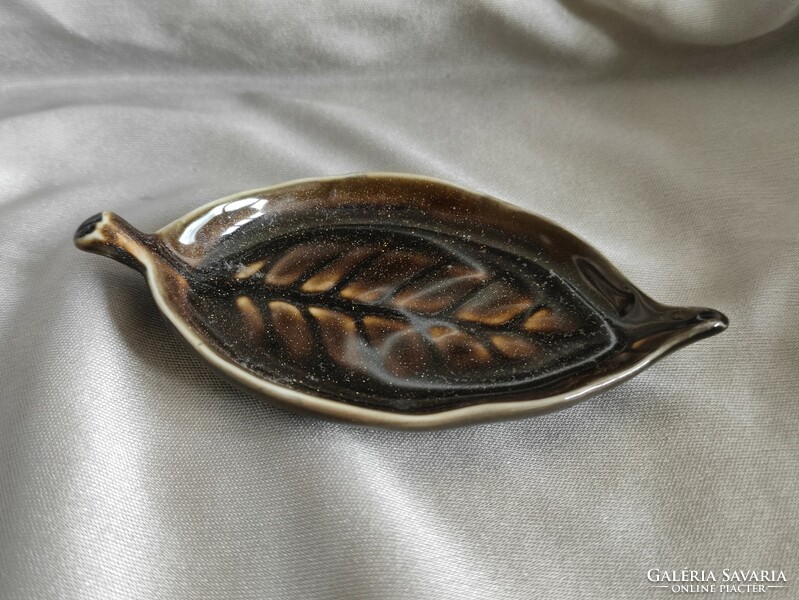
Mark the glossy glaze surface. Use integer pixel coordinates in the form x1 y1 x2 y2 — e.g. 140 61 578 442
74 174 728 427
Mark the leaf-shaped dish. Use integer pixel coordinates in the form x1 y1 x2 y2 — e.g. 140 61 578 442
75 174 727 428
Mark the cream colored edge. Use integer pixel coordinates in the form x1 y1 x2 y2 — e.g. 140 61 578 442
119 174 701 428
156 172 584 242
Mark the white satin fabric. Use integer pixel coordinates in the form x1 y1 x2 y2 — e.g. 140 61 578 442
1 2 797 598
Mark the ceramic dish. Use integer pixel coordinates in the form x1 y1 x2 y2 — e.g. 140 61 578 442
75 173 728 428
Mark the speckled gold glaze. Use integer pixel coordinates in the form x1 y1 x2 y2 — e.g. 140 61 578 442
74 173 728 428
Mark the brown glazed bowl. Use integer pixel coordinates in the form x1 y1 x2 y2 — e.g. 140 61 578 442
74 173 727 429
